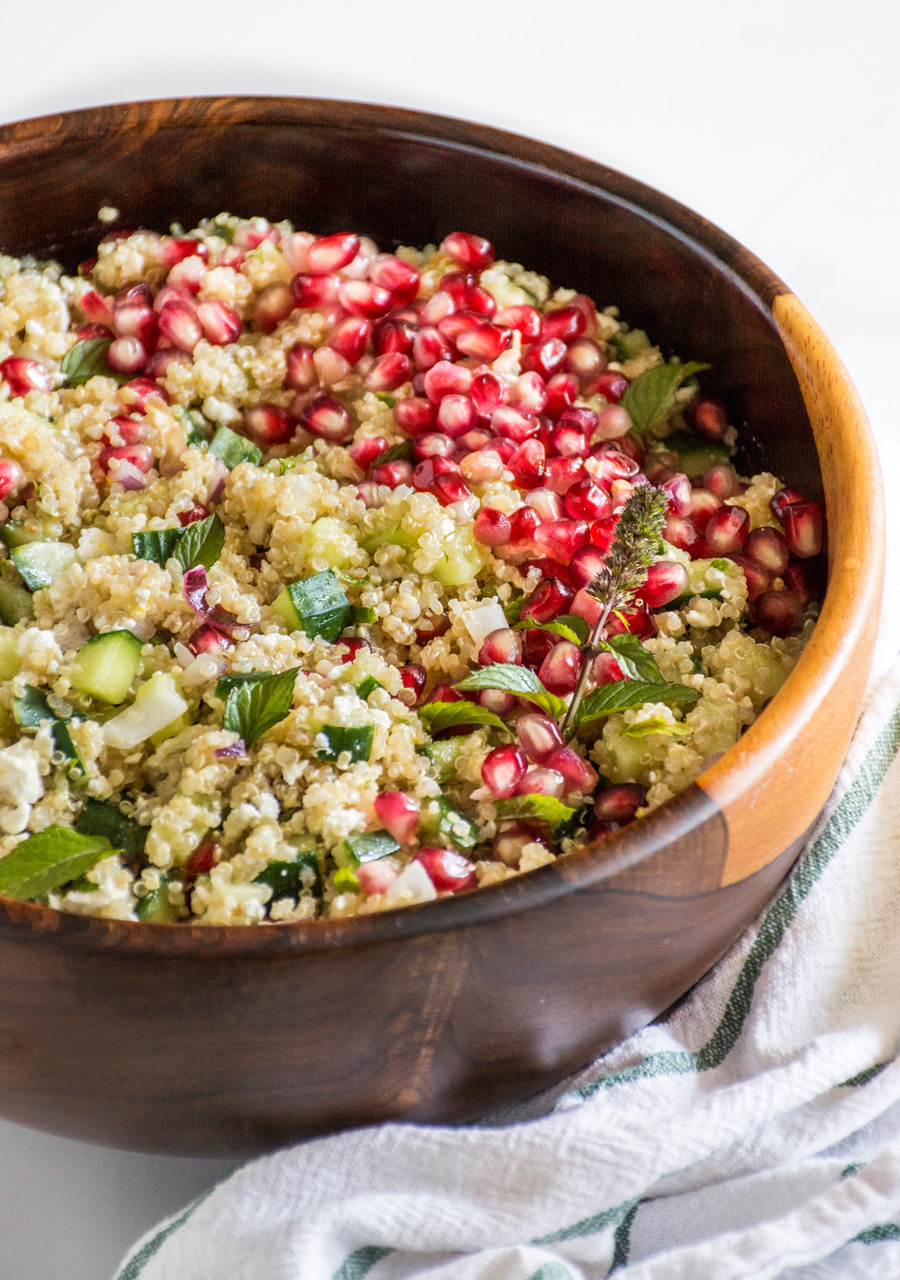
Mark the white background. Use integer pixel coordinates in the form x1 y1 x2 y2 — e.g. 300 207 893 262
0 2 897 1277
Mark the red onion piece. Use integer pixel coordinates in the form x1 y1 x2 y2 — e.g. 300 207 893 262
183 566 245 636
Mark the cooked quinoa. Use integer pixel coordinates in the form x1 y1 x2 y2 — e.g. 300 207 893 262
0 217 822 923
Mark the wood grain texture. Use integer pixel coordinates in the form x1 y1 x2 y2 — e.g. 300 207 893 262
0 98 883 1153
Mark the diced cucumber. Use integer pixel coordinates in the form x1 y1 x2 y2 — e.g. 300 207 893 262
349 605 377 625
419 797 477 852
356 676 381 700
71 630 143 704
665 433 731 480
0 517 62 550
611 328 651 360
333 867 361 894
10 542 78 591
172 406 212 447
672 557 740 605
12 685 84 775
419 737 467 783
253 851 322 901
0 578 35 625
149 710 192 747
103 671 189 750
298 517 358 570
343 830 400 864
317 723 374 763
0 626 20 678
207 425 262 469
137 871 182 922
271 570 350 642
432 527 483 587
360 522 417 556
75 797 146 859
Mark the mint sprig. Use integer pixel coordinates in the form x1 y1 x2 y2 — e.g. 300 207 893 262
61 337 129 387
132 513 225 572
0 827 113 900
418 700 510 736
222 667 299 748
573 679 699 736
454 664 568 720
621 360 710 433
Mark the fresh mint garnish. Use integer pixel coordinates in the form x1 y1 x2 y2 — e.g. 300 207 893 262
0 827 113 900
173 513 225 572
516 614 589 646
61 337 129 387
496 794 579 827
573 679 699 735
131 528 182 566
372 439 413 466
417 700 510 736
621 360 710 434
222 667 299 748
454 664 568 720
601 634 665 684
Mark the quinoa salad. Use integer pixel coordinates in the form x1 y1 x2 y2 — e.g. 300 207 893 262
0 216 824 924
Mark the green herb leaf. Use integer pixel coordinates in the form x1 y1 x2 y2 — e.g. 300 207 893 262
349 604 378 625
317 723 375 764
602 634 665 684
131 528 182 566
75 798 146 859
621 716 690 740
419 797 478 852
0 827 113 901
373 392 398 408
417 700 510 736
503 596 526 625
516 614 589 646
620 360 710 433
372 439 413 466
496 794 579 827
454 664 568 719
13 686 84 775
173 513 225 572
253 851 321 900
356 675 381 700
574 678 699 733
344 830 401 864
222 667 299 748
60 337 128 386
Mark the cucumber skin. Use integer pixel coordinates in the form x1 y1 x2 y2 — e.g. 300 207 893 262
0 580 33 625
10 542 78 591
71 630 143 705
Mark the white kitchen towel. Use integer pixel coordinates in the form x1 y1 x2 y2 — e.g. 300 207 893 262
111 637 900 1280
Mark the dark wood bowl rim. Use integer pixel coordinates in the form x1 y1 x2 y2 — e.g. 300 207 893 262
0 96 869 956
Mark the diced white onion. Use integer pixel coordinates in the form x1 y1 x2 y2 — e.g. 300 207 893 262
462 598 506 647
384 861 438 906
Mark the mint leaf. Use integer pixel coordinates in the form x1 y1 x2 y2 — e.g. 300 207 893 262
454 664 568 719
574 678 699 733
503 596 526 625
13 686 84 774
417 700 510 736
60 337 129 386
222 667 299 748
174 513 225 572
131 528 182 566
496 794 579 827
317 724 375 763
602 634 665 684
516 614 589 646
75 798 146 859
372 439 413 466
621 360 710 433
0 827 113 900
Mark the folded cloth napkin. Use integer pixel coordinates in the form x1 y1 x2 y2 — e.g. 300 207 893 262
116 454 900 1280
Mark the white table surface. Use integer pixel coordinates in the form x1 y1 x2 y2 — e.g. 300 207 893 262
0 2 897 1276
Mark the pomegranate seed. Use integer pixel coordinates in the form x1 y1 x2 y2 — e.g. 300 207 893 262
522 338 567 379
664 514 699 553
690 396 728 441
702 463 742 500
592 651 624 684
569 544 608 590
113 303 158 347
507 439 546 489
368 255 420 304
689 488 721 533
539 641 583 695
461 450 504 486
102 415 146 446
291 273 340 309
457 427 494 453
281 342 315 393
606 600 655 639
400 664 426 700
433 472 473 506
413 432 455 460
754 589 803 635
248 282 292 334
415 847 477 892
348 437 387 470
478 688 519 717
0 459 25 500
495 304 542 341
541 305 587 343
422 362 470 402
119 378 166 412
780 500 823 558
478 627 522 666
102 444 154 481
413 326 453 370
373 318 416 356
744 526 790 575
440 232 495 271
705 505 750 554
373 791 419 843
306 232 360 274
424 292 458 328
339 638 370 664
493 822 547 867
369 460 413 488
314 346 352 387
545 746 598 793
545 456 585 494
564 337 606 389
299 395 353 442
281 231 313 273
770 487 805 522
425 680 462 706
593 405 632 440
525 487 564 521
482 745 528 798
588 448 639 482
730 554 771 601
473 506 512 546
784 562 814 607
505 503 541 547
194 298 241 346
166 255 207 294
491 406 539 444
593 371 629 403
144 348 188 379
662 472 693 517
469 371 506 417
329 315 370 364
106 337 146 374
547 423 587 458
365 352 411 392
564 478 611 521
411 455 458 491
188 624 228 656
515 767 565 798
339 279 393 319
178 506 208 526
571 588 604 627
589 515 618 553
639 560 689 608
0 356 51 396
80 288 115 325
543 373 579 419
516 713 564 764
152 283 193 315
243 404 294 449
594 784 646 822
158 300 202 353
453 321 511 362
437 394 478 438
357 862 399 897
394 396 436 435
509 372 548 415
520 577 574 624
158 236 207 267
74 322 113 342
534 519 589 564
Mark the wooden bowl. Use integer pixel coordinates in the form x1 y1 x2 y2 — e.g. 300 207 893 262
0 98 883 1156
